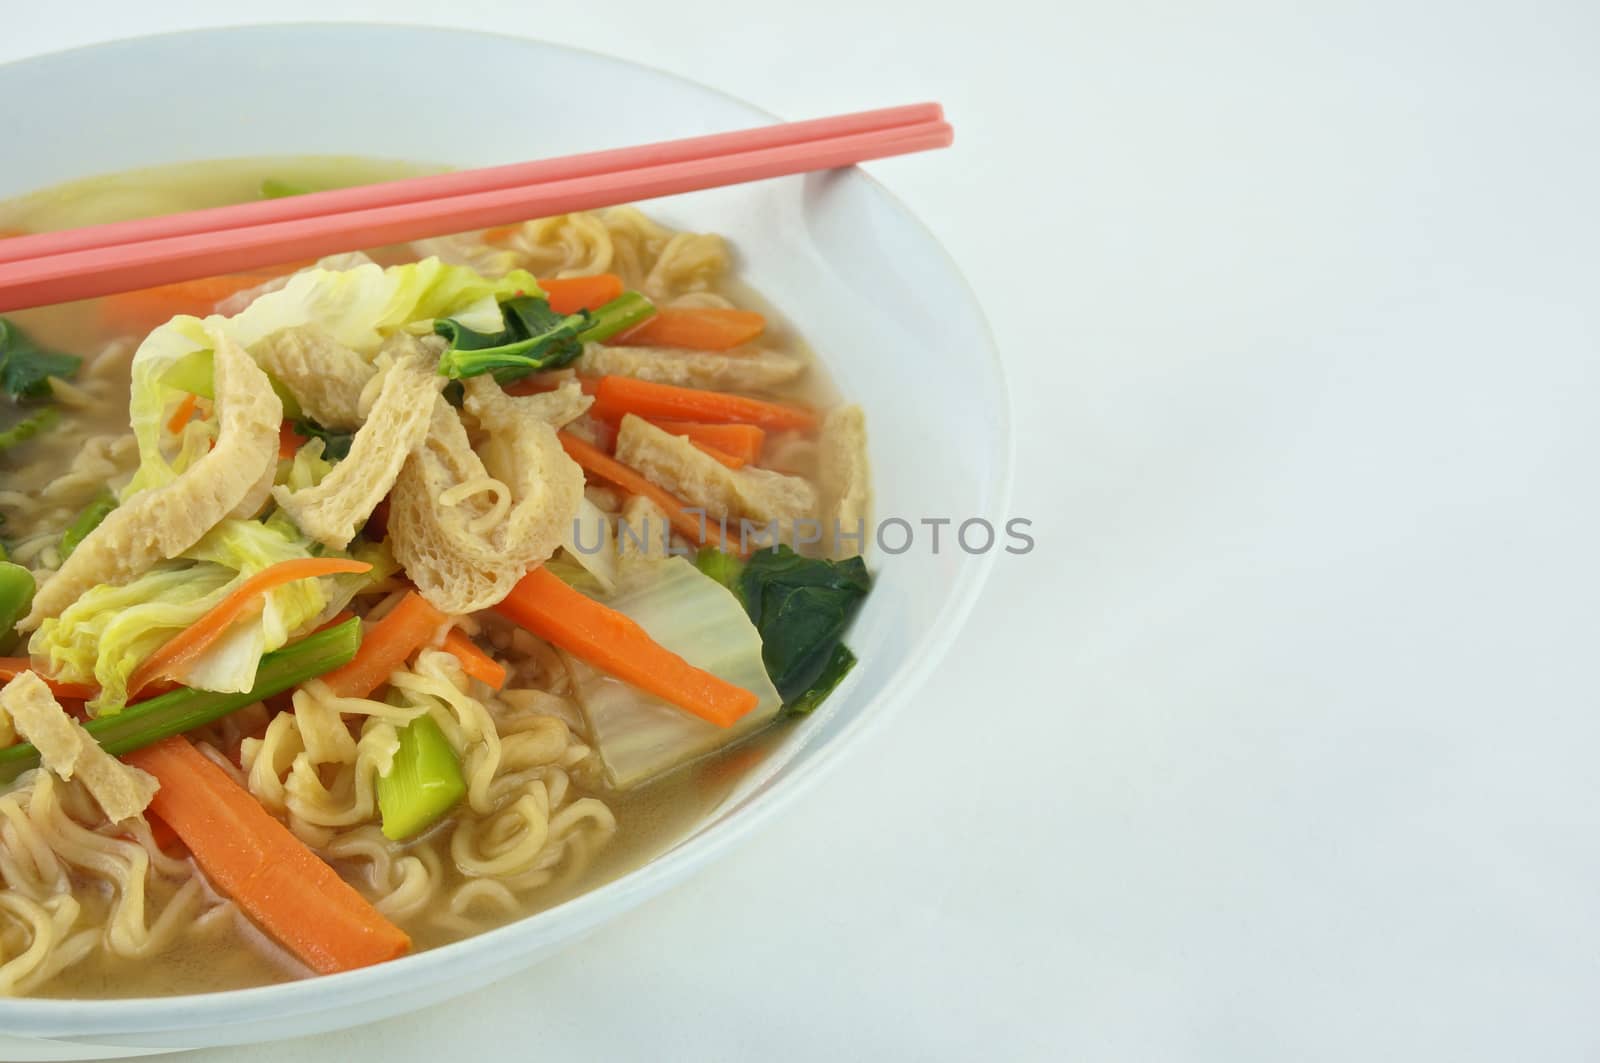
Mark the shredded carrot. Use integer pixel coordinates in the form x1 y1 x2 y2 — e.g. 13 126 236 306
0 660 96 701
166 392 201 435
442 629 507 691
319 591 447 699
126 735 410 974
127 558 372 698
279 421 308 459
589 376 818 432
100 271 295 332
537 274 624 315
615 307 765 351
494 568 758 728
649 420 765 464
557 430 737 553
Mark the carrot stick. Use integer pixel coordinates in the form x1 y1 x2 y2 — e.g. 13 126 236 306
494 568 758 727
100 271 290 331
589 375 817 432
557 430 736 553
319 591 448 699
537 273 624 315
0 660 97 701
442 630 507 690
166 392 200 435
127 558 372 697
126 735 410 974
615 307 765 351
649 419 765 464
690 439 747 469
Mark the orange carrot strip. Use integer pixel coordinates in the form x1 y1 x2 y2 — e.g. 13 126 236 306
0 660 97 701
557 430 737 553
537 274 624 315
126 735 410 974
442 630 507 691
100 271 291 332
589 376 818 432
279 421 308 459
649 419 765 464
127 558 372 697
615 307 765 351
690 438 746 469
166 392 201 435
494 568 758 727
319 591 448 699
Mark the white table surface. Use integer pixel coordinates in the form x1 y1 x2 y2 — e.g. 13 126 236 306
7 1 1600 1058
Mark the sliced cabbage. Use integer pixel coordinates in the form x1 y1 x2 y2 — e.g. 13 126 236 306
28 516 362 712
568 557 781 789
559 494 618 594
30 562 234 714
127 259 541 495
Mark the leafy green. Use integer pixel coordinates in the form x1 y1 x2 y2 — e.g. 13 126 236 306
58 489 117 560
434 295 588 382
291 419 354 461
695 546 871 709
0 618 361 784
786 644 857 716
377 713 466 840
434 291 656 383
0 318 81 400
0 408 58 451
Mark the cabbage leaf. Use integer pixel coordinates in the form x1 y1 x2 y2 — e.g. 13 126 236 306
567 557 781 789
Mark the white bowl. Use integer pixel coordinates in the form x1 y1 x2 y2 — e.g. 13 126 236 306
0 24 1011 1059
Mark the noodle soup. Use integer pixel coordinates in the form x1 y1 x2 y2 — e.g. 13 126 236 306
0 160 872 997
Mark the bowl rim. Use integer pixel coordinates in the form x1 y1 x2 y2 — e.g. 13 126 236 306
0 20 1015 1031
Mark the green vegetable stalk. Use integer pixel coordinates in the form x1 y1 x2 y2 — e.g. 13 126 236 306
377 713 466 840
0 561 35 639
575 291 655 344
58 490 117 560
0 408 58 451
0 617 361 784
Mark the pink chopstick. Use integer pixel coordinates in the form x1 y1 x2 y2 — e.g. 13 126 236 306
0 104 949 314
0 116 950 312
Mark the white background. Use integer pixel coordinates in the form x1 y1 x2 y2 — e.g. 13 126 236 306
7 1 1600 1059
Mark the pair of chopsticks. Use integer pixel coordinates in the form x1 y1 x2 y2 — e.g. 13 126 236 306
0 103 951 313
